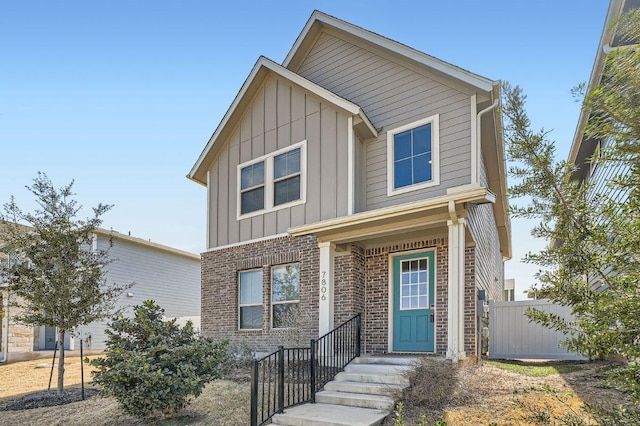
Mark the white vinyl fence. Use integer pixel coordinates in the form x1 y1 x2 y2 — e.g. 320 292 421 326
489 300 586 360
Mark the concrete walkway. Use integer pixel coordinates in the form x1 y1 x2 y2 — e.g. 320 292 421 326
270 356 419 426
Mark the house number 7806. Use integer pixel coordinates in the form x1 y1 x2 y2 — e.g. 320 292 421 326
321 271 327 301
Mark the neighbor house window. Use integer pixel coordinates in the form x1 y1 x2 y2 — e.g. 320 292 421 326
271 263 300 329
387 115 440 196
239 269 263 329
237 141 306 219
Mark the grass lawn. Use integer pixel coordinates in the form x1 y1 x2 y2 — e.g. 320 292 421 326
0 356 250 425
487 360 583 376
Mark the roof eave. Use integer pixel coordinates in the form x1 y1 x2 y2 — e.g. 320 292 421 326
568 0 626 167
188 55 377 184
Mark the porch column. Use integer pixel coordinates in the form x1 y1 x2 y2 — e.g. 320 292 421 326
318 242 336 336
447 218 466 361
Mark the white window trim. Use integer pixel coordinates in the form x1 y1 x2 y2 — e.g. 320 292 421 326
238 269 263 330
386 115 440 197
398 257 430 311
237 140 307 220
271 263 300 330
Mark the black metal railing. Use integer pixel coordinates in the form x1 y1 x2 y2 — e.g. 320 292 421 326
250 313 361 426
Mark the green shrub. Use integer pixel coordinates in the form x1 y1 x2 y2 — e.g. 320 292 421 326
90 300 228 419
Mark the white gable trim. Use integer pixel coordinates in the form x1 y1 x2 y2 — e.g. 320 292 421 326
283 11 494 94
188 56 377 185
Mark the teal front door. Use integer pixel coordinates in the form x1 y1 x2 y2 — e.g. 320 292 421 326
392 252 435 352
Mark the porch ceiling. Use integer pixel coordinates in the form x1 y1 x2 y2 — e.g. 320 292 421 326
288 187 494 244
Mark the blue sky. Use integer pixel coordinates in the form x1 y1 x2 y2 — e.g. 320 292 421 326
0 1 609 298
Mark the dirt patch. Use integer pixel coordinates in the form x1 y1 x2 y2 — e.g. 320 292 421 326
0 388 100 411
385 359 633 425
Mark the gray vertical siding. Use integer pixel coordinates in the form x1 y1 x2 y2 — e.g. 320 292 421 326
466 202 503 302
207 75 351 247
75 235 200 350
296 32 473 210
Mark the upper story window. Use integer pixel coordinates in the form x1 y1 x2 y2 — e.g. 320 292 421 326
240 162 265 215
274 148 301 206
387 115 440 196
237 141 306 220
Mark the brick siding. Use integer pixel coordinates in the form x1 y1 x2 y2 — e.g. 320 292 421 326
201 235 319 353
202 234 479 358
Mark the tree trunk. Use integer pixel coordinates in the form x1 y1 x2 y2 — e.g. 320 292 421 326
57 329 65 396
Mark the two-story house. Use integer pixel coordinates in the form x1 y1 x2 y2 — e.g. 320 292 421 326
1 227 200 362
189 11 510 361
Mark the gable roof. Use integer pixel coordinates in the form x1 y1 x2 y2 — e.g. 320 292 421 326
283 11 495 96
188 56 378 185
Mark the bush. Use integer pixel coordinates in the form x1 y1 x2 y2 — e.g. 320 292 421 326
90 300 228 419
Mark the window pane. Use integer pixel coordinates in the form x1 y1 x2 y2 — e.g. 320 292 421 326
412 124 431 155
274 175 301 206
272 264 300 302
240 306 262 329
394 158 412 189
413 154 432 184
241 162 264 190
241 187 264 214
274 148 301 179
418 296 427 308
394 131 412 160
240 270 263 305
273 303 299 328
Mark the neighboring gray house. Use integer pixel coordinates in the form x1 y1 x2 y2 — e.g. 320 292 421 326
190 11 511 361
569 0 638 191
1 228 200 362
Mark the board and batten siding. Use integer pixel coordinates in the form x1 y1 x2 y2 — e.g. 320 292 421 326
296 32 474 211
466 203 503 302
207 74 350 247
74 235 200 350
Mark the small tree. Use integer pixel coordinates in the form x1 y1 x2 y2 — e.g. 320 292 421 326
91 300 228 419
501 9 640 418
0 173 128 395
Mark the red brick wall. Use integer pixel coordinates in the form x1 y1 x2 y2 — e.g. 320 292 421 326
364 238 448 356
201 235 319 353
464 246 477 357
334 245 365 325
201 234 478 358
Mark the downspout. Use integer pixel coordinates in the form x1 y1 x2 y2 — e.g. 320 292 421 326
475 99 499 185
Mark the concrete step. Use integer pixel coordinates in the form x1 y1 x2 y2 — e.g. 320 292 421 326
315 390 395 410
352 356 420 366
344 363 412 375
323 380 405 396
334 371 410 386
270 403 388 426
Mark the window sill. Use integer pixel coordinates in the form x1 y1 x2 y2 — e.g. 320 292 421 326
387 178 440 197
237 198 306 221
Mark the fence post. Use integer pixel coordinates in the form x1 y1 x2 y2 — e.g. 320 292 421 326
356 314 361 357
278 346 285 413
250 359 258 426
310 339 316 403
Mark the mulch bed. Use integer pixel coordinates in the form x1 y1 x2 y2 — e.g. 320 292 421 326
0 388 100 411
